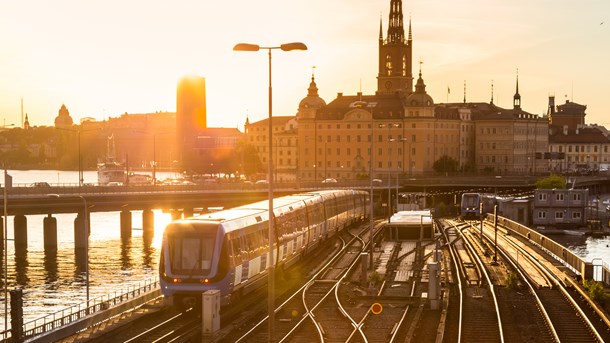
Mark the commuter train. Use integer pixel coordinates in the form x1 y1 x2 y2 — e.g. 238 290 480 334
460 192 500 219
159 189 368 309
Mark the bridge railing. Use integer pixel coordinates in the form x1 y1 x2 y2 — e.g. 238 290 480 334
0 277 160 342
485 214 610 285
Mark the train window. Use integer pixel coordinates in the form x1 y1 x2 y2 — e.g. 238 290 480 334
169 235 214 274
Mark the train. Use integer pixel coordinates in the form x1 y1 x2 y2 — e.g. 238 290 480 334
159 189 369 309
460 192 501 219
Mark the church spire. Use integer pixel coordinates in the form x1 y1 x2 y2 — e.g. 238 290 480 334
408 15 412 41
377 0 412 95
513 68 521 110
379 14 383 42
387 0 405 43
490 80 494 105
463 80 467 103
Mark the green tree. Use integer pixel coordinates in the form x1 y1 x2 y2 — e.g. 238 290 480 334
433 155 459 174
535 174 566 189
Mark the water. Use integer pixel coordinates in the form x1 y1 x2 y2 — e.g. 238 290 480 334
0 169 180 332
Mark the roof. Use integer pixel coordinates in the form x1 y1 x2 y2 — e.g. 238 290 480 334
549 126 610 144
317 93 405 121
389 210 433 225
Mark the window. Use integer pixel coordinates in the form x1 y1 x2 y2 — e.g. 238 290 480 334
537 211 546 219
538 193 547 201
555 212 564 219
572 212 581 219
556 193 564 201
572 193 581 201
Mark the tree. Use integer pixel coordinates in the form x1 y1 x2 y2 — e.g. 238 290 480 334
535 174 566 189
433 155 459 174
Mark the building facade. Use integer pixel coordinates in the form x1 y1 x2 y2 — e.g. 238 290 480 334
532 188 588 229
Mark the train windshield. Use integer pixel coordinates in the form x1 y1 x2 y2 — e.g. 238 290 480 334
463 194 479 207
168 233 215 275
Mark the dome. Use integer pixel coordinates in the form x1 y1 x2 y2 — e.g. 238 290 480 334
54 103 74 128
298 76 326 110
405 71 434 107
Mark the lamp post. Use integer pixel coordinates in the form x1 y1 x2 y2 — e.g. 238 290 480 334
353 101 377 269
48 194 89 307
234 41 307 342
380 124 400 221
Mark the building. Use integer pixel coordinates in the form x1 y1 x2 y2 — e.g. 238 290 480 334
532 188 589 229
547 97 610 173
176 76 207 170
244 116 298 181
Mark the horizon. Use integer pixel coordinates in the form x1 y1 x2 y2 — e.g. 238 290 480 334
1 0 609 130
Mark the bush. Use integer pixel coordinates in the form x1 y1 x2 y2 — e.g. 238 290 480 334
505 272 519 290
582 279 608 303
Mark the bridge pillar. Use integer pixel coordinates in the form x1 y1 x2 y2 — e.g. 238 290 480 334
142 209 154 236
183 208 193 218
74 212 89 250
43 214 58 251
14 215 27 249
170 210 182 221
121 210 132 238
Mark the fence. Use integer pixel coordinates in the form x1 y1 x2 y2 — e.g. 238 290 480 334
0 277 160 342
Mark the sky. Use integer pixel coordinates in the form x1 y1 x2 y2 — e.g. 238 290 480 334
1 0 609 131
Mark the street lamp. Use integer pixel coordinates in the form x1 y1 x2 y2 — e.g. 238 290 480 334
47 194 90 308
353 100 377 269
234 41 307 342
380 123 400 221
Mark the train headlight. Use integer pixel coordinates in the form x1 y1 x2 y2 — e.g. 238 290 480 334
172 278 182 283
200 278 210 284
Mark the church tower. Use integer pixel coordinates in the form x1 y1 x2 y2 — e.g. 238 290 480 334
377 0 413 96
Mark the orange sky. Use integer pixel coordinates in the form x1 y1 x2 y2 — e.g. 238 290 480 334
1 0 609 130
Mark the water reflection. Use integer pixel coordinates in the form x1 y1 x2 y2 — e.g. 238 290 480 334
14 248 29 286
121 237 132 270
43 250 58 285
142 232 154 269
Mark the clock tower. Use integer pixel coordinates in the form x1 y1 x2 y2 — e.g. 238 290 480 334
377 0 413 96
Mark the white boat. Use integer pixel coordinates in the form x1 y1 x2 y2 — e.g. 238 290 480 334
98 134 125 185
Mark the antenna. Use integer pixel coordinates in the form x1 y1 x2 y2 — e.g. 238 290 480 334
21 98 24 128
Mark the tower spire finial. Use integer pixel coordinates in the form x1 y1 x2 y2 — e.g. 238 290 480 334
490 80 494 105
463 80 467 103
513 68 521 109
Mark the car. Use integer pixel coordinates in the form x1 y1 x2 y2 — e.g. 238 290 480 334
255 179 269 185
321 178 338 184
31 182 51 188
372 178 383 184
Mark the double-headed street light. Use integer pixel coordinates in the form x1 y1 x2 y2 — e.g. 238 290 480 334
233 41 307 342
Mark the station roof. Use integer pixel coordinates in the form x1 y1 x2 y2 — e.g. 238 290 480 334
389 210 432 225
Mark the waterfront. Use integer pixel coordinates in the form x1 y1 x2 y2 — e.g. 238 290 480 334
1 170 176 332
1 170 610 333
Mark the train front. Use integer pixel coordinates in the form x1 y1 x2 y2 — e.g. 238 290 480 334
159 220 229 310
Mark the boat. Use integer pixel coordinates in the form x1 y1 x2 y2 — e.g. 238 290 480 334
98 134 126 185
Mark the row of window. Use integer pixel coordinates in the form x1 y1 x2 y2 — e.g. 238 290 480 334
537 193 582 201
537 211 581 219
556 145 609 153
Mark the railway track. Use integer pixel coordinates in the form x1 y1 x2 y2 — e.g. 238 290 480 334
441 220 503 342
228 223 376 342
476 219 610 342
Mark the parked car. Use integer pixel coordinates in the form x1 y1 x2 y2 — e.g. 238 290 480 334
321 178 338 184
31 182 51 188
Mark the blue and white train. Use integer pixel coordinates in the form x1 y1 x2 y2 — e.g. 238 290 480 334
461 192 503 219
159 189 368 309
460 192 482 219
